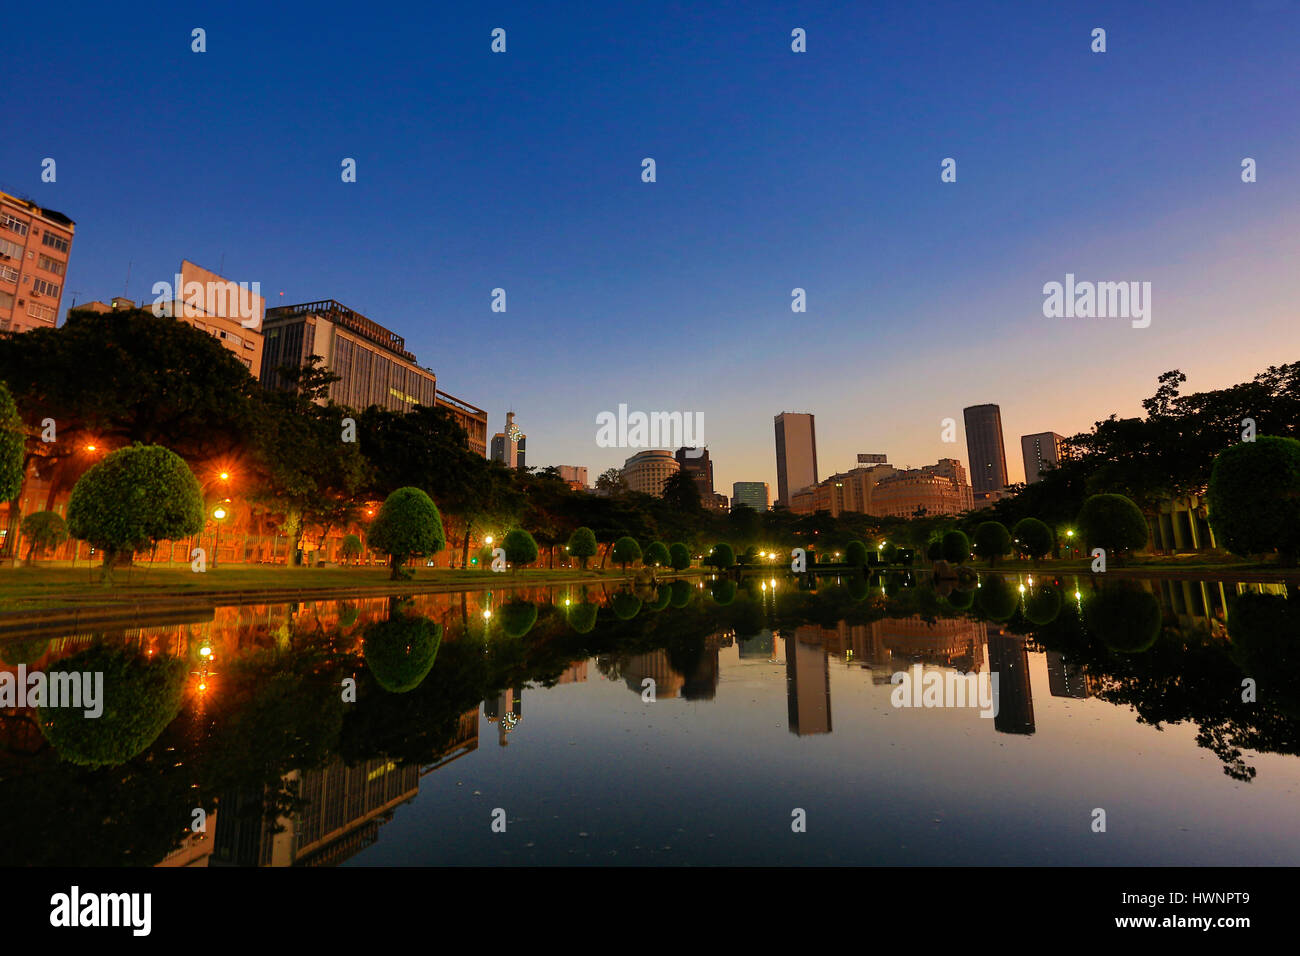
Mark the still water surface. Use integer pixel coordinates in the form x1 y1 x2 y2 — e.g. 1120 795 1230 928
2 572 1297 866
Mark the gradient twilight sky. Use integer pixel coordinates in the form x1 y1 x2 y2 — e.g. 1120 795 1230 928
5 0 1298 494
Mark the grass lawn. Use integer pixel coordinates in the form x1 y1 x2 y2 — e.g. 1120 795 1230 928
0 561 665 611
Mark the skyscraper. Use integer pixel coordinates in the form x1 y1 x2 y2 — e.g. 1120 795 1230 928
674 446 714 494
732 481 770 512
1021 431 1064 484
490 411 526 468
774 412 818 507
963 404 1009 496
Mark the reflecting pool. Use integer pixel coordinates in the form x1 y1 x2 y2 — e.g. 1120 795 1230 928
2 571 1297 866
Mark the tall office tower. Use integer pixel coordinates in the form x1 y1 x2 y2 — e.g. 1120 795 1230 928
0 190 74 334
963 404 1009 495
490 411 526 468
262 299 437 411
674 446 714 494
732 481 770 512
774 412 818 507
1021 431 1064 484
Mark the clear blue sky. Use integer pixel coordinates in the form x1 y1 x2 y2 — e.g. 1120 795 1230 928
5 0 1298 493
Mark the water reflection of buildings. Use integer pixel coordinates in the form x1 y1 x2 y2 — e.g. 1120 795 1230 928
485 688 523 746
1045 651 1090 699
986 633 1034 735
786 627 832 735
207 709 478 867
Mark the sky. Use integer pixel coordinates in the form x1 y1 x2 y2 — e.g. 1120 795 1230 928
5 0 1298 494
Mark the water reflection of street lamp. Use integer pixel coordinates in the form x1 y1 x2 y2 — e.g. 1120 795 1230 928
212 504 228 569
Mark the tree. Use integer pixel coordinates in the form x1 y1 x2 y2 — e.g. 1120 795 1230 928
20 511 67 564
340 533 363 565
567 526 598 569
66 444 204 581
1207 436 1300 564
611 535 642 571
940 529 970 564
661 470 703 514
503 528 539 569
0 382 24 502
706 542 735 569
844 540 868 567
1076 493 1149 560
364 614 443 693
644 541 670 567
595 468 628 496
1011 518 1053 560
669 542 691 571
972 521 1012 565
367 487 446 580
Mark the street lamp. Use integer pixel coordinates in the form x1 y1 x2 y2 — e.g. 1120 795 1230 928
212 504 228 569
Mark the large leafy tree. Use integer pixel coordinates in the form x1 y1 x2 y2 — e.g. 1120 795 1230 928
20 511 67 564
249 357 370 562
66 444 204 580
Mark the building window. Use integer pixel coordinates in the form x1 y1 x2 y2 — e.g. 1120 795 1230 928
41 232 70 253
36 254 65 276
0 238 22 261
243 339 255 350
27 301 55 323
0 290 14 311
0 265 17 285
0 214 28 236
32 278 59 298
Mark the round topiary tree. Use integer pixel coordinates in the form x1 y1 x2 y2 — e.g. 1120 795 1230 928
1083 585 1161 653
20 511 68 564
611 536 642 572
499 598 539 638
669 542 691 571
364 614 443 693
669 578 692 608
567 526 598 569
39 644 186 767
0 382 25 504
973 521 1012 566
1011 518 1053 561
340 533 363 565
568 600 598 634
846 574 870 602
1023 584 1063 626
503 528 539 571
648 585 673 611
1207 436 1300 565
709 579 737 605
926 539 943 561
0 637 49 666
1076 493 1148 562
974 575 1018 621
367 487 446 580
611 590 642 620
940 529 970 564
707 542 735 570
644 541 670 568
844 540 869 567
945 586 975 611
66 444 204 582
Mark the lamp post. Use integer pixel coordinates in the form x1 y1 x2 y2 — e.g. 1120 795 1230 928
212 504 228 569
